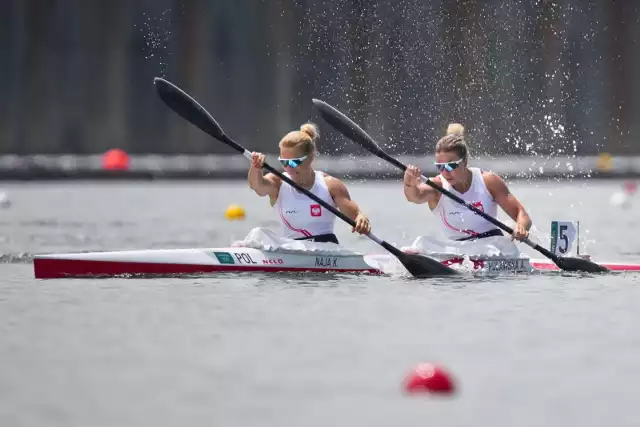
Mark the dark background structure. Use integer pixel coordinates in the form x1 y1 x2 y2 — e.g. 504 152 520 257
1 0 638 158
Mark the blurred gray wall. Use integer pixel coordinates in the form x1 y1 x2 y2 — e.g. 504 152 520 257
0 0 637 156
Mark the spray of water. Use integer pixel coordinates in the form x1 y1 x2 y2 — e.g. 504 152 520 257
287 0 618 243
293 0 609 182
134 8 175 77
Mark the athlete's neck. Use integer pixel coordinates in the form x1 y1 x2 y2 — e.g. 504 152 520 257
294 168 316 190
452 168 473 193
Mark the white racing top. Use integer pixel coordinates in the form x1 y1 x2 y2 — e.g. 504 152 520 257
432 167 499 240
274 170 337 239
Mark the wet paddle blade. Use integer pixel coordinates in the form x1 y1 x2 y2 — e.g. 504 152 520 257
399 252 460 277
312 99 383 154
554 256 610 273
312 98 408 171
381 242 459 277
154 77 226 141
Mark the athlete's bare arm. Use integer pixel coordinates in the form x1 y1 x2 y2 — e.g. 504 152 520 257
247 152 281 205
484 172 531 241
403 165 442 208
324 175 371 234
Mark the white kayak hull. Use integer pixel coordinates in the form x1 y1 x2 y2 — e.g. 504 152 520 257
33 247 382 279
33 247 640 279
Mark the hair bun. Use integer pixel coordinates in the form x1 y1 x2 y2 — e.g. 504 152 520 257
446 123 465 136
300 122 319 140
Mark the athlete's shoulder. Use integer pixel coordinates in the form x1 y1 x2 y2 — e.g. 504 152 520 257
481 170 510 195
322 172 341 186
322 174 351 199
481 170 504 183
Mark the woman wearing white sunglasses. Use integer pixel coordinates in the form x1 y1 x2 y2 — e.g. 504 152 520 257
403 123 532 242
248 122 371 244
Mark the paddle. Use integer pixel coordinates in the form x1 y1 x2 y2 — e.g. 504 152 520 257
152 77 458 277
312 98 610 274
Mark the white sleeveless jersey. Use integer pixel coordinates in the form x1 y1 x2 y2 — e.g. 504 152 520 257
274 170 337 239
432 167 498 240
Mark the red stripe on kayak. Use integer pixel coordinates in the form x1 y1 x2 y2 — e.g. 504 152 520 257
33 259 383 279
530 261 640 271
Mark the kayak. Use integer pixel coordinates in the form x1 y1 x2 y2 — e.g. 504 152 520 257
33 247 382 278
33 246 640 279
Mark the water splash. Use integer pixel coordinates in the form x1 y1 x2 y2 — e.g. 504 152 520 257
134 8 175 77
292 0 609 186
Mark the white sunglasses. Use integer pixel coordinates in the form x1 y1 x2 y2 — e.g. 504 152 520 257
434 158 464 172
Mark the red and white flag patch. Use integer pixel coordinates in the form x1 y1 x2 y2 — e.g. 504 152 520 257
310 204 322 217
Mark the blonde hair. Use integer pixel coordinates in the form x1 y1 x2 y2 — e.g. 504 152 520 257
435 123 468 159
278 122 319 156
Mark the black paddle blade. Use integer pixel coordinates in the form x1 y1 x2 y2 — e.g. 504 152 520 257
380 241 459 277
554 256 610 273
154 77 226 141
312 98 408 171
399 252 461 277
312 99 383 154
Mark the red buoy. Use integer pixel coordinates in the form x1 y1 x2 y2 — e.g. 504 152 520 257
403 363 456 395
102 148 130 170
623 181 637 195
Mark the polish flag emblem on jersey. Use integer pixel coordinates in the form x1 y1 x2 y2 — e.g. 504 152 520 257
310 204 322 217
471 201 484 212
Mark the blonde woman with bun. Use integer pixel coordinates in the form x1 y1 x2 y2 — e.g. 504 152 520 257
248 122 371 244
403 123 532 242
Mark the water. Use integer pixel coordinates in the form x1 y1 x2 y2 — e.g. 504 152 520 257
1 180 640 427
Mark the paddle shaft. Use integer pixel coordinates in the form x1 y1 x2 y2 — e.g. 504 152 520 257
367 146 564 261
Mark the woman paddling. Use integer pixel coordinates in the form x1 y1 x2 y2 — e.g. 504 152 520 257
403 123 532 247
248 122 371 244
